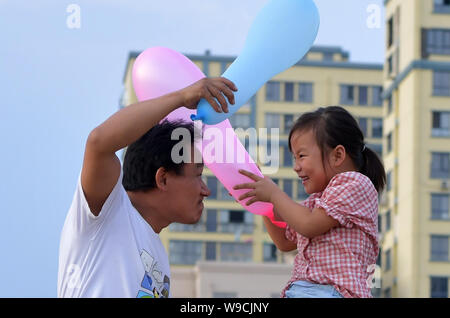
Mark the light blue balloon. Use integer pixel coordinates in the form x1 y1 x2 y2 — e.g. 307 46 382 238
191 0 320 125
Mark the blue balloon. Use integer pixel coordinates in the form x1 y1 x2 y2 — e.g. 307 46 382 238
191 0 320 125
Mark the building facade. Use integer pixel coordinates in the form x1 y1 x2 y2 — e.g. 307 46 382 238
120 0 450 298
380 0 450 298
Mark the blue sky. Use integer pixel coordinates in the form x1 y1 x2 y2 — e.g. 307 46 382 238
0 0 384 297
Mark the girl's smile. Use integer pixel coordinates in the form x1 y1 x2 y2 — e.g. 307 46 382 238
290 129 331 194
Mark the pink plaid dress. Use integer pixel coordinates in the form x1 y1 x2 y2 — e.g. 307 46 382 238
281 171 379 298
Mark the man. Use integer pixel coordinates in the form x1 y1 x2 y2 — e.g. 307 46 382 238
58 77 237 297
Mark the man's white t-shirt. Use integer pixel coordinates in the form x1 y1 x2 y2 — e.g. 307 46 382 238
57 171 171 298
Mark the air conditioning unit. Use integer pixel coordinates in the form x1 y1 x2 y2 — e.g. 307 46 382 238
441 180 449 190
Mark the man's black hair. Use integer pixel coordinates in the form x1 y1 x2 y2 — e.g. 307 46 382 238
122 119 197 192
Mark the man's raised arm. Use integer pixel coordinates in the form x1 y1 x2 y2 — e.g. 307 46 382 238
81 77 236 215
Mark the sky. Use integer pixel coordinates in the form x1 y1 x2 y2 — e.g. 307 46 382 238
0 0 385 297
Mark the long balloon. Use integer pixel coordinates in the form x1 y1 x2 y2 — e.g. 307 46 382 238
132 47 286 228
191 0 320 124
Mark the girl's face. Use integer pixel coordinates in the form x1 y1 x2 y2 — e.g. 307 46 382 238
290 129 333 194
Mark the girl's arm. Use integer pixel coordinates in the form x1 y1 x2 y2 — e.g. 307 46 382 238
270 191 339 239
263 215 297 252
234 169 339 239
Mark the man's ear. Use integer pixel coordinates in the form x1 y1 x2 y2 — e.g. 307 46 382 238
155 167 168 191
332 145 346 167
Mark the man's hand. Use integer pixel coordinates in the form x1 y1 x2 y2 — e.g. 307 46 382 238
180 77 237 113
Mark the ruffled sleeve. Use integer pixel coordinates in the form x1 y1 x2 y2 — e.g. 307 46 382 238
313 172 378 231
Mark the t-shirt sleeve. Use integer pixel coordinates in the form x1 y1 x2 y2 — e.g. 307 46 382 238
65 169 124 236
312 174 377 230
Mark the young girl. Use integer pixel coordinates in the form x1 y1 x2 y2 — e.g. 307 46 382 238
233 106 386 298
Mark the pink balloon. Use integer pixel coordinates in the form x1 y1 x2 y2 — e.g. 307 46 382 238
132 47 286 228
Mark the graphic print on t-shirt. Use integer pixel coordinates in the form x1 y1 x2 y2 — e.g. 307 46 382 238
136 249 170 298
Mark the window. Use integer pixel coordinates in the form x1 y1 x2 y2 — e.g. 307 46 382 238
220 242 253 262
218 182 234 201
431 235 449 261
378 215 382 233
169 222 205 232
431 194 450 220
297 181 308 200
169 240 202 265
219 210 254 233
206 209 217 232
368 143 383 158
323 52 334 61
266 81 280 101
283 146 293 167
229 210 244 223
434 71 450 96
340 85 354 105
284 179 293 198
431 152 450 178
431 277 448 298
207 177 218 199
359 86 368 105
359 118 368 137
284 82 294 101
384 249 391 271
372 118 383 138
387 132 393 153
425 29 450 55
265 113 280 129
205 242 216 260
299 83 313 103
229 113 251 129
434 0 450 13
283 114 294 134
372 86 383 106
432 111 450 137
387 17 394 48
386 171 392 192
376 248 382 266
263 243 277 262
385 210 391 231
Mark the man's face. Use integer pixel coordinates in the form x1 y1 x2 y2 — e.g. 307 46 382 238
166 162 210 224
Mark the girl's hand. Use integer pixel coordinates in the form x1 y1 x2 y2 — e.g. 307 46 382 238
233 169 282 206
180 77 237 113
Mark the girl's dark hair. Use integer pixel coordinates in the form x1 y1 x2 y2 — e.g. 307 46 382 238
122 119 197 192
288 106 386 193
